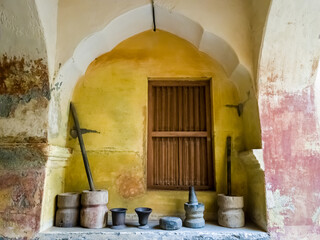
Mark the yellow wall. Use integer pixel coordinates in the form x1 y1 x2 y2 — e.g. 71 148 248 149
65 30 247 220
41 166 66 230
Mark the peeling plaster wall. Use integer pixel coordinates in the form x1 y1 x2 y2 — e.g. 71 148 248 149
259 0 320 239
0 144 46 239
0 0 49 142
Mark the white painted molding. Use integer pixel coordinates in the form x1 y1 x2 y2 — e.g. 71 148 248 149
155 5 204 48
73 4 153 74
199 31 239 76
45 145 72 168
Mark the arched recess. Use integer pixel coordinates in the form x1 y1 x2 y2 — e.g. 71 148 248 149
48 3 260 146
44 2 265 231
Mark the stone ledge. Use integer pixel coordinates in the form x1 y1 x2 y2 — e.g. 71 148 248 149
34 221 269 240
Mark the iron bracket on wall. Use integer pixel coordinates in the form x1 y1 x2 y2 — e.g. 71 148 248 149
225 91 251 117
152 0 156 31
70 127 100 139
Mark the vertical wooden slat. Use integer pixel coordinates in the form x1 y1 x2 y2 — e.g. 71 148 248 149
152 138 157 185
168 87 171 131
157 138 160 185
160 87 164 131
194 87 200 131
168 138 170 185
158 137 161 185
147 84 154 187
184 138 189 185
153 87 156 131
189 86 194 130
170 138 173 185
183 87 187 130
172 138 175 185
195 137 201 185
200 86 206 131
166 138 169 185
158 138 161 185
178 137 182 185
172 138 174 185
200 137 206 185
178 87 183 131
205 82 213 187
156 87 160 131
173 87 177 131
190 137 195 185
175 138 179 185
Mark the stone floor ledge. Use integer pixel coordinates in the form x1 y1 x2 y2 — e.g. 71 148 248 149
34 221 269 240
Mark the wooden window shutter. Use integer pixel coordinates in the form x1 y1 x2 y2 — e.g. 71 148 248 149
147 80 214 190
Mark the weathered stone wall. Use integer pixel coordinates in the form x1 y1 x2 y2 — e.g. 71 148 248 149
0 145 46 239
0 1 50 239
0 56 49 143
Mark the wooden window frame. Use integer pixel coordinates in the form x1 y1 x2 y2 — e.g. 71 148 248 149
147 78 215 191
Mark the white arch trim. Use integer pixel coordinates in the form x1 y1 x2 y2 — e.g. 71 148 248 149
49 4 246 143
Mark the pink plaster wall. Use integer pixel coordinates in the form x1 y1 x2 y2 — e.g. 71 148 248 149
260 86 320 239
259 1 320 239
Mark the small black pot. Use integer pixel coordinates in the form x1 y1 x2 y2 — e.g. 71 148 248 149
110 208 127 229
135 207 152 229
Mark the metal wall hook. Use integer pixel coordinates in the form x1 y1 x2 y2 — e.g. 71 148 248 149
225 91 250 116
152 0 156 31
70 127 100 138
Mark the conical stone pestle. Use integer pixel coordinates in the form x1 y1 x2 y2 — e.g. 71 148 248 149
188 186 198 205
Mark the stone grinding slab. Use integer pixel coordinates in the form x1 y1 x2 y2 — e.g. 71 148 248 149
159 217 182 230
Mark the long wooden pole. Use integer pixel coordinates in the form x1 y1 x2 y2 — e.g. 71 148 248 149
70 102 95 191
227 136 231 196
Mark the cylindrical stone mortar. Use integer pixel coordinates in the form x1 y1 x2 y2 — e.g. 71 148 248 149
80 190 108 228
217 194 245 228
184 203 205 228
55 192 81 227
